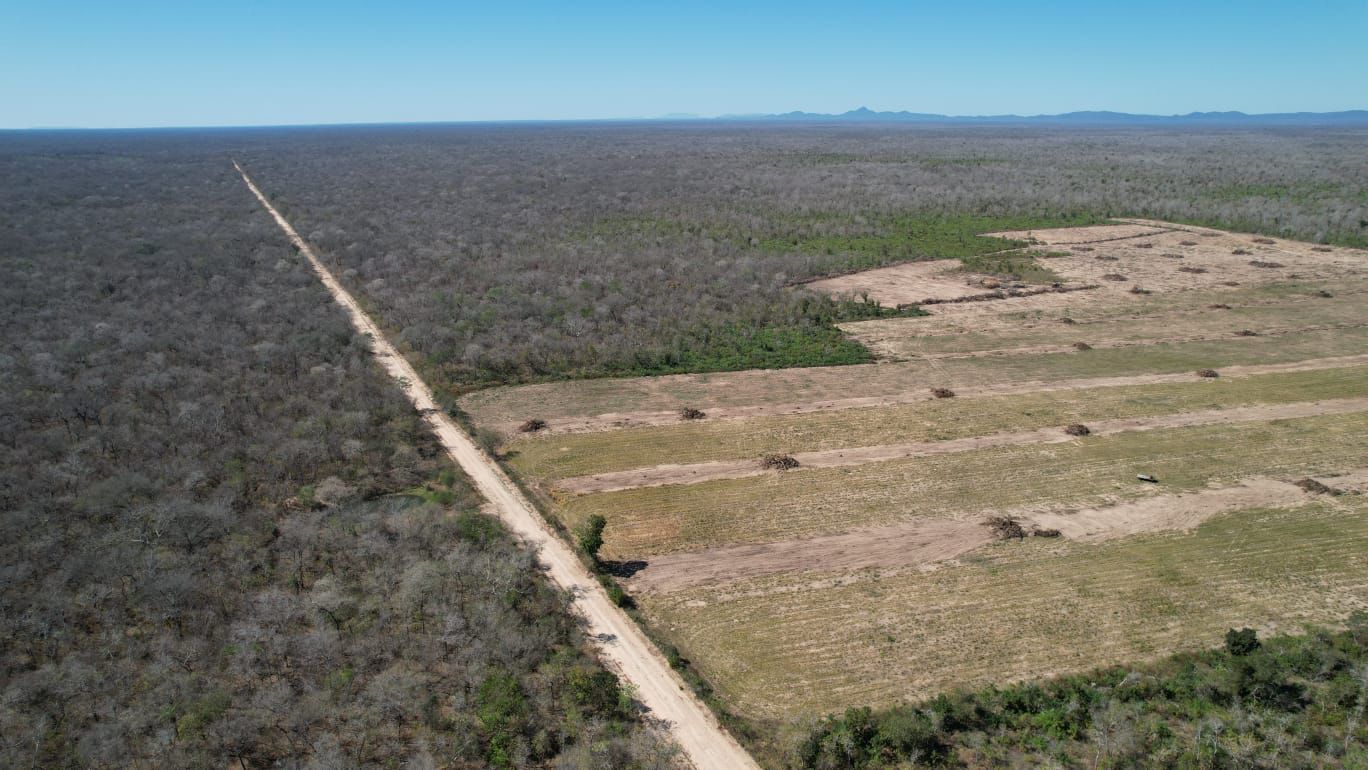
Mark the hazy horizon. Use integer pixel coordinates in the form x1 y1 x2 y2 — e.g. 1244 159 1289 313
4 0 1366 129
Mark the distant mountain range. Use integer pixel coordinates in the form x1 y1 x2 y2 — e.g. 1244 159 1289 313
711 107 1368 126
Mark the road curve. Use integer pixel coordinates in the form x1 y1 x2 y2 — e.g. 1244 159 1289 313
233 161 760 770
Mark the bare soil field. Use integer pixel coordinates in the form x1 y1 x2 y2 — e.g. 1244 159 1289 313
807 258 1009 305
843 287 1367 359
801 221 1367 310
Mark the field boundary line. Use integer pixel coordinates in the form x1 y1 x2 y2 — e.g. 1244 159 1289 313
233 161 759 770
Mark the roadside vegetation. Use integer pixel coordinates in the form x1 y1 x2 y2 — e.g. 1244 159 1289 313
0 135 673 768
794 618 1368 768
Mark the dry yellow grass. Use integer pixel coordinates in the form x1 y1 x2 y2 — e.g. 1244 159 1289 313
463 325 1368 433
509 365 1368 482
566 409 1368 558
644 496 1368 719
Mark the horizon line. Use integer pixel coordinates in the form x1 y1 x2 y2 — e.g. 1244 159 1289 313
5 107 1367 132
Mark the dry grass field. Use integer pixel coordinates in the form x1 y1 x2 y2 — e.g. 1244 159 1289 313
461 221 1368 723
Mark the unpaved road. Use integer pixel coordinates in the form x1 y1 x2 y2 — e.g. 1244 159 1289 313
558 396 1368 494
234 162 758 770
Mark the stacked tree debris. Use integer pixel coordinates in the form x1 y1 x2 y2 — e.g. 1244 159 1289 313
1295 478 1342 496
985 516 1027 540
761 453 800 470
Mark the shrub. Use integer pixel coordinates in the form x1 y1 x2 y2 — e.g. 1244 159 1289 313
1225 627 1261 656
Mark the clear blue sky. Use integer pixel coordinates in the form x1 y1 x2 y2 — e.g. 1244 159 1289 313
3 0 1364 128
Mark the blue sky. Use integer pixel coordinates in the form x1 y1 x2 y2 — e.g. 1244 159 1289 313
3 0 1364 128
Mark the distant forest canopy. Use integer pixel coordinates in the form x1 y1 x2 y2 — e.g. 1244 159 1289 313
0 134 674 768
224 123 1368 392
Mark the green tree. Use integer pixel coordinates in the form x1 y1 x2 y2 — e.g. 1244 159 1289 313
576 514 607 564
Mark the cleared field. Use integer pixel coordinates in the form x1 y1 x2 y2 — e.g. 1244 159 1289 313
567 409 1368 558
510 364 1368 482
464 326 1368 434
460 221 1368 742
845 289 1366 359
644 497 1368 719
881 277 1368 338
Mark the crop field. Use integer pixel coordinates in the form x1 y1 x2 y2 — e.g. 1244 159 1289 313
462 222 1368 727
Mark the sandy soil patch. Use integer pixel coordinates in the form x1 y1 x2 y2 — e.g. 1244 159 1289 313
806 258 1005 306
854 321 1367 362
804 220 1368 331
556 397 1368 494
625 519 992 594
984 223 1173 244
988 220 1366 298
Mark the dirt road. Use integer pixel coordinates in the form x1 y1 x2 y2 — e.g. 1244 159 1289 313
233 162 758 770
